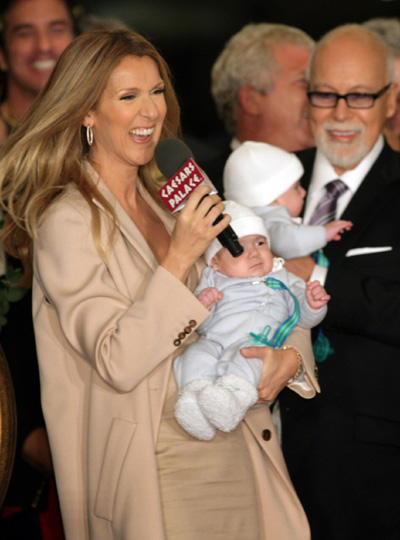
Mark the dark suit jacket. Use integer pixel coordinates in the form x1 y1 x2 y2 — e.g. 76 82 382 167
280 142 400 540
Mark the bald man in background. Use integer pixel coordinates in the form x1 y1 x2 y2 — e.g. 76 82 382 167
280 24 400 540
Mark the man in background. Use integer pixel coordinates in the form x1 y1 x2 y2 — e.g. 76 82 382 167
207 23 314 189
280 24 400 540
0 1 76 538
363 17 400 152
0 0 76 143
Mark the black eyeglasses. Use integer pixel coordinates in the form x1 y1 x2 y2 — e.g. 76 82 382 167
307 83 392 109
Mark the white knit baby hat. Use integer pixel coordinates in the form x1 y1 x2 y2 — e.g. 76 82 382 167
223 141 304 207
205 200 269 265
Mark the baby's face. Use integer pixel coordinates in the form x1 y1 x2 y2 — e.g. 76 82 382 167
276 181 306 217
211 234 273 278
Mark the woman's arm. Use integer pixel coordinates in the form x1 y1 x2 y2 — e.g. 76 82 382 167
240 345 299 403
240 326 320 402
161 185 230 282
33 194 210 394
283 325 320 398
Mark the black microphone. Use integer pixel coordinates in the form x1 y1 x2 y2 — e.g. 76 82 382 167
155 137 243 258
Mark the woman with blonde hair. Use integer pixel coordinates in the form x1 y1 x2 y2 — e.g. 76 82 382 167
0 28 318 540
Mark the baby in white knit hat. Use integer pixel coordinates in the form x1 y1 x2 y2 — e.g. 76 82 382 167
174 201 329 441
223 141 352 260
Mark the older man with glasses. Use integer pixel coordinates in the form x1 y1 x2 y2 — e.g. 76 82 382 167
280 24 400 540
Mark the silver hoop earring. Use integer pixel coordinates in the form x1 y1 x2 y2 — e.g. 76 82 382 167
86 125 94 146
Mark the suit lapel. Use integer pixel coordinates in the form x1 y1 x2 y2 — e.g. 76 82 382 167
299 144 400 263
324 143 400 262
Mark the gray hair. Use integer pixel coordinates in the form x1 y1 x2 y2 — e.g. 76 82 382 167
211 23 314 136
362 17 400 58
307 23 395 84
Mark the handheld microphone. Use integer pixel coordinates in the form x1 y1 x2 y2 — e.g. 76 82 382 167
155 137 243 258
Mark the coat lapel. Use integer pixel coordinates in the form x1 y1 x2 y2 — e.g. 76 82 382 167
88 163 207 441
91 169 170 270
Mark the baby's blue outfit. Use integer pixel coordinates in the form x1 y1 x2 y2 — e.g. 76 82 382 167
174 261 327 389
253 205 327 259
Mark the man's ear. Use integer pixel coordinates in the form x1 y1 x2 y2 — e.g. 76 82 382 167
0 47 9 72
385 82 398 119
237 85 264 116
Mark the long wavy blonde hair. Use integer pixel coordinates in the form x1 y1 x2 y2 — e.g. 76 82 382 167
0 29 180 285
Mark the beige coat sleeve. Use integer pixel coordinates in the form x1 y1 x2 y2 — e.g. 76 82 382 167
284 325 320 398
33 196 210 393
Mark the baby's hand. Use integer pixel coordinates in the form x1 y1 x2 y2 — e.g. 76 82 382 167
306 280 330 310
325 220 353 241
197 287 223 310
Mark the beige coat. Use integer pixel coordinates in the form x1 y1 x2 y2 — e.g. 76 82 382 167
33 169 319 540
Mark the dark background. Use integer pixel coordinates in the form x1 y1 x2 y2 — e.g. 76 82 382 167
81 0 400 146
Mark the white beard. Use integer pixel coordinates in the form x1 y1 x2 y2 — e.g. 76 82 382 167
315 122 370 170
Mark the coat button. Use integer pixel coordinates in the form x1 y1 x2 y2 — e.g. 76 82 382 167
173 339 181 347
178 332 186 340
184 326 192 334
262 429 272 441
188 320 196 328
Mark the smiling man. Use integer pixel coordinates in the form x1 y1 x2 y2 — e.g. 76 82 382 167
0 0 76 142
281 24 400 540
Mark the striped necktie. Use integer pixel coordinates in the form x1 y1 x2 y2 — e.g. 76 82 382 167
309 179 348 226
